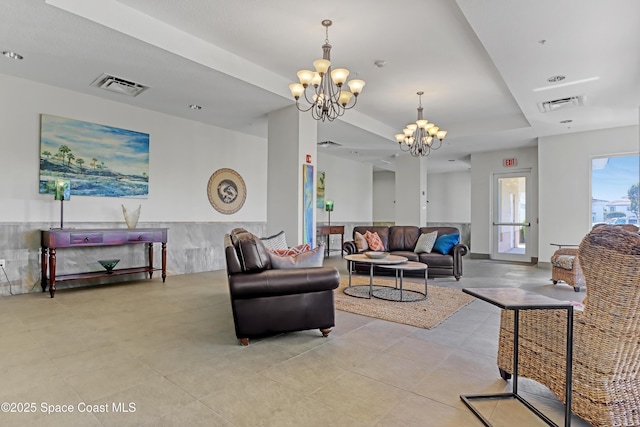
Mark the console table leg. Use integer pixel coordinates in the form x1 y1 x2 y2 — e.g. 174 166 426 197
49 248 56 298
148 243 154 279
41 247 48 292
161 242 167 282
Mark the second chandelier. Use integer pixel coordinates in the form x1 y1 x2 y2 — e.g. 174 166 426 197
395 91 447 157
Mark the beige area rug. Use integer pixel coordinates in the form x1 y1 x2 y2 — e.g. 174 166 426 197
334 276 474 329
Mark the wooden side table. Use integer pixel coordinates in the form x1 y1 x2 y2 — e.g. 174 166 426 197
316 225 344 257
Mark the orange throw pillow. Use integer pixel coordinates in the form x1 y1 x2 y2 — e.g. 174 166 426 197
364 231 385 251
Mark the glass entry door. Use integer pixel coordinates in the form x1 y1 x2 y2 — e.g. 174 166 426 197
492 172 531 262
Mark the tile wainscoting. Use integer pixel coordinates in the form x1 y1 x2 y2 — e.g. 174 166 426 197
0 221 266 296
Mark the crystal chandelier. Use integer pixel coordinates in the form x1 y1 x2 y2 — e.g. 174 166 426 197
395 91 447 157
289 20 365 122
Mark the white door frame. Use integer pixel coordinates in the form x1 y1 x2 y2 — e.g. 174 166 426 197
491 170 532 262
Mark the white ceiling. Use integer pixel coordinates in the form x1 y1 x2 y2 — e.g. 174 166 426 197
1 0 638 173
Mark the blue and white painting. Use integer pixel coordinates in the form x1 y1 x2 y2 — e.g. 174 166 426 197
39 114 149 198
303 164 314 246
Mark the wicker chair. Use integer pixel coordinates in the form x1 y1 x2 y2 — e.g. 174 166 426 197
497 225 640 427
550 246 585 292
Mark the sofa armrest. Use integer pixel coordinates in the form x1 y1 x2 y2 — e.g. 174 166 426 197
229 267 340 299
343 240 358 255
452 243 468 257
451 243 468 280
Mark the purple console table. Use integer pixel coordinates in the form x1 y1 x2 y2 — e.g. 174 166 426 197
41 228 168 298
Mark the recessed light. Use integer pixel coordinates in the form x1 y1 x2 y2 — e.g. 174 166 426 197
189 104 202 110
3 51 23 60
547 75 566 83
560 119 573 123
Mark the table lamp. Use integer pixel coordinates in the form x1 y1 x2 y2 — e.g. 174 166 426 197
325 199 334 227
54 178 71 228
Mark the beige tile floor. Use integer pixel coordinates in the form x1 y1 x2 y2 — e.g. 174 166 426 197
0 257 591 427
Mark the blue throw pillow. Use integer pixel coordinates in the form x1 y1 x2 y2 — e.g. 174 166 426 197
432 233 459 254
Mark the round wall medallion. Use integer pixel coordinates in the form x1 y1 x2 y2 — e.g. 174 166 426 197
207 168 246 214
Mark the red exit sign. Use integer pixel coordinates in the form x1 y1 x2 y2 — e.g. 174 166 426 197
503 158 517 167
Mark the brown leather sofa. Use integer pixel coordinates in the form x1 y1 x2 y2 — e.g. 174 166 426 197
224 228 340 345
343 226 468 280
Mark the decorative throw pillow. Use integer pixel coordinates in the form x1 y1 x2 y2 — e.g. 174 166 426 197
354 231 369 252
414 231 438 254
432 233 460 255
260 231 287 251
267 243 311 257
269 244 325 269
364 231 385 251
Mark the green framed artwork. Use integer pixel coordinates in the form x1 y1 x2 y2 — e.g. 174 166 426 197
317 170 326 208
39 114 150 198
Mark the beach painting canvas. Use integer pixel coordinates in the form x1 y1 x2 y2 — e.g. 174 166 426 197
39 114 150 198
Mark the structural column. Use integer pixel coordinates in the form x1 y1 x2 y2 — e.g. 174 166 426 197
267 105 318 246
394 154 428 226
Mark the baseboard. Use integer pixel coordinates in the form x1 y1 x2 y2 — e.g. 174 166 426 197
470 253 490 259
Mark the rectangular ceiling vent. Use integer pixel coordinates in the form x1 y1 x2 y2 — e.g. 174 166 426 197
317 140 342 147
537 95 585 113
90 73 148 97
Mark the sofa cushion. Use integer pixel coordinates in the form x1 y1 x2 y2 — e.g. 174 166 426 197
260 230 288 251
389 226 421 251
389 251 419 262
419 253 454 268
364 231 385 251
269 244 325 269
414 231 438 253
234 230 272 272
433 233 460 255
353 226 389 250
267 243 311 256
354 231 369 252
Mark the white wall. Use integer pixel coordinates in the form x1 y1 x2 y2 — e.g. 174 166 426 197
427 171 471 223
266 106 318 244
373 171 395 223
538 125 639 261
0 74 268 224
316 151 373 224
395 154 427 226
470 146 538 257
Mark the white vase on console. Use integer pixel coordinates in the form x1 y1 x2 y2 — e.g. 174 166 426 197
122 204 141 229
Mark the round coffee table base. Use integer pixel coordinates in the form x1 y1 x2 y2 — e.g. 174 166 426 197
343 285 384 299
372 287 427 302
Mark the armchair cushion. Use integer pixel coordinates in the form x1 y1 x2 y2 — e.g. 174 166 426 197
550 254 575 270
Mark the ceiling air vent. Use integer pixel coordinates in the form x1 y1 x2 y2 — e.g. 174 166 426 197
90 73 148 97
537 95 585 113
317 140 342 147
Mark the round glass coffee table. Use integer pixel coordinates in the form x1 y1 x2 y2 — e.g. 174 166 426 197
344 253 408 299
375 261 428 302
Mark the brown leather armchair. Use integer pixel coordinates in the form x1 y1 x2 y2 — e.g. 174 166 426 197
224 228 340 345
